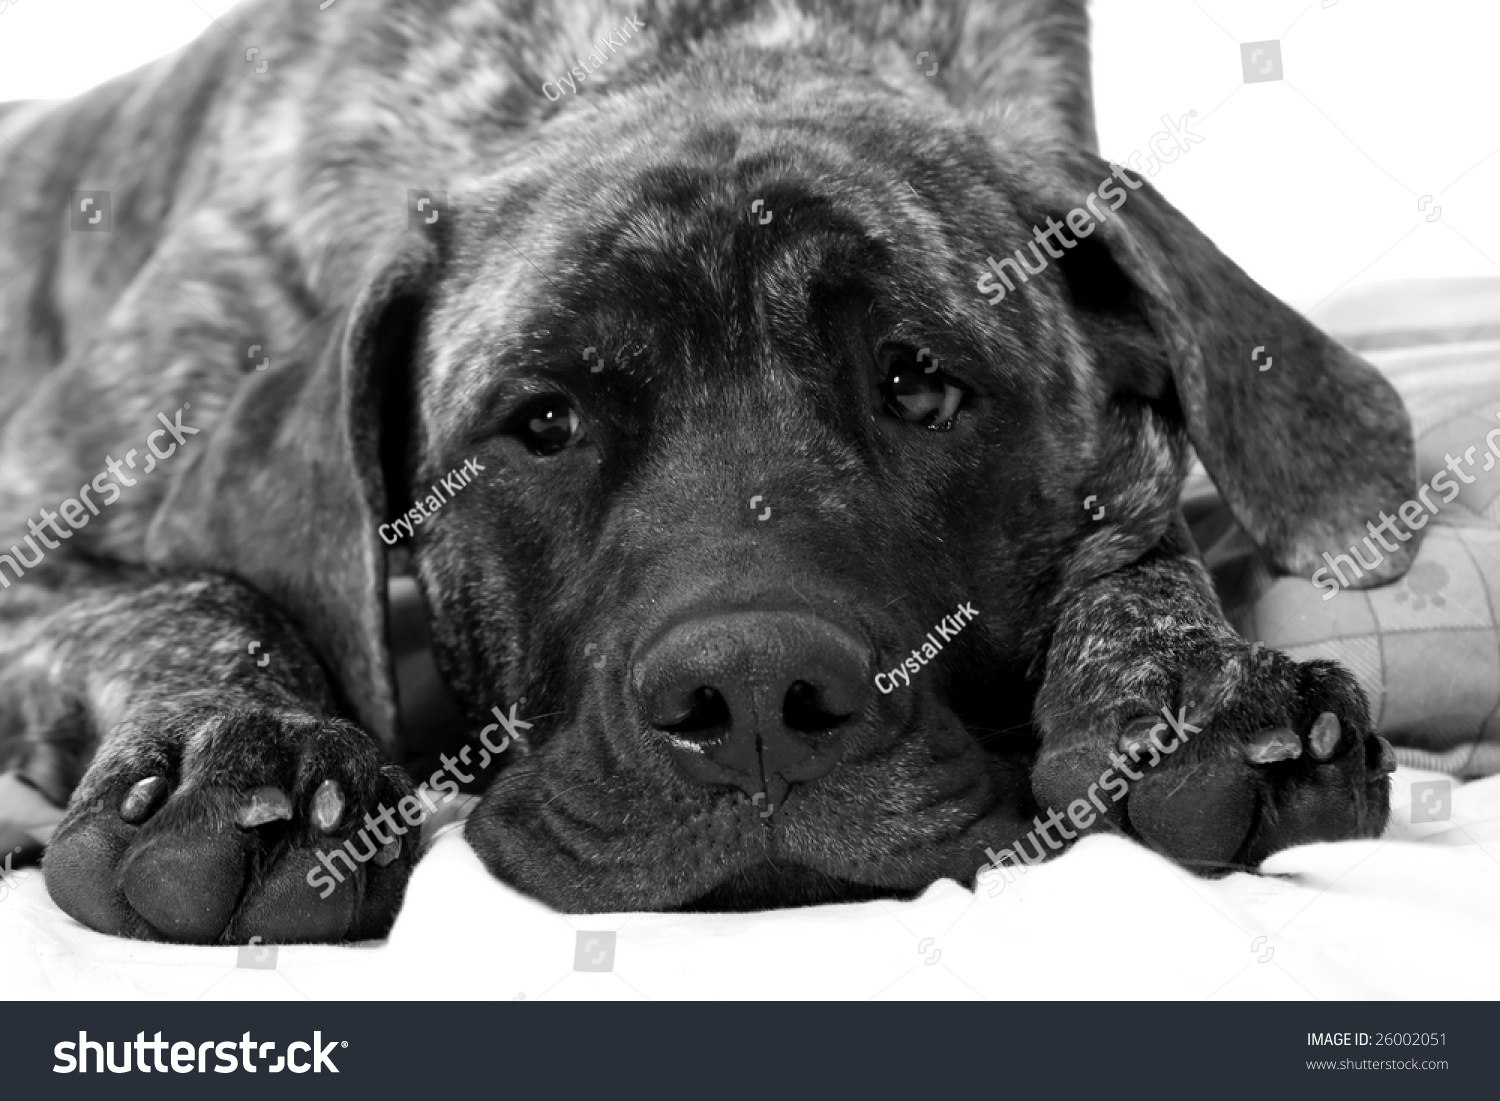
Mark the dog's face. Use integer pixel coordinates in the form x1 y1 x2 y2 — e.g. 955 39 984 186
410 73 1070 910
376 59 1382 911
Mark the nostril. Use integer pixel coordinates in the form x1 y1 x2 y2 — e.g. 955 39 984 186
782 679 853 734
656 685 733 741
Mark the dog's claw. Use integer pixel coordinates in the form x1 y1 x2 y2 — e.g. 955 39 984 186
1376 735 1398 774
120 776 167 824
1244 726 1301 764
237 786 293 828
1308 712 1341 760
1117 716 1161 758
312 779 344 832
374 837 401 867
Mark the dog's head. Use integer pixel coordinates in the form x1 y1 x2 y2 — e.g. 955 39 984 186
149 30 1415 911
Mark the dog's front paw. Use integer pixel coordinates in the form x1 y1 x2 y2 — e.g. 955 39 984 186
45 707 416 943
1032 645 1396 869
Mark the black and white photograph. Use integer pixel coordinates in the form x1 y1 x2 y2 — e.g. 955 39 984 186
0 0 1496 1089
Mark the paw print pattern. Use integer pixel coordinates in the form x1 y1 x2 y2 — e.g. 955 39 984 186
1393 561 1450 611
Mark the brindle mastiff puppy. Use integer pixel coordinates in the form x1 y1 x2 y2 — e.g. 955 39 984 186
0 0 1410 941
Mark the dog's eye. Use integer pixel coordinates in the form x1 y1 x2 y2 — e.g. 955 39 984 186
878 346 966 430
514 396 583 455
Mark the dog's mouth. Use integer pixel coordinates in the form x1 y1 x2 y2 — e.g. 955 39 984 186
670 861 922 912
464 722 1032 914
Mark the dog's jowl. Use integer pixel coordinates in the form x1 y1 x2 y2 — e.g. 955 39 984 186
0 0 1409 941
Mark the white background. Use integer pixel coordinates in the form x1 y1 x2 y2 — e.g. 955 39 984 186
1 0 1497 307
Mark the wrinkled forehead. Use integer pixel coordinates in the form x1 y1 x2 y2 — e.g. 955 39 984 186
419 96 1053 431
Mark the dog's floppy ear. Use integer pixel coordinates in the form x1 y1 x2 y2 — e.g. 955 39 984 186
145 235 436 746
1015 146 1418 584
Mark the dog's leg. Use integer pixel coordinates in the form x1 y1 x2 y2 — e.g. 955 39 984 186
0 569 415 943
1029 517 1394 871
0 157 430 938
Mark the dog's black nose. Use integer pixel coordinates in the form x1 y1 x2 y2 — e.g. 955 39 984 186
632 610 870 811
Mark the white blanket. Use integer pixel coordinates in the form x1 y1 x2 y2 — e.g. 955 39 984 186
3 765 1496 1000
